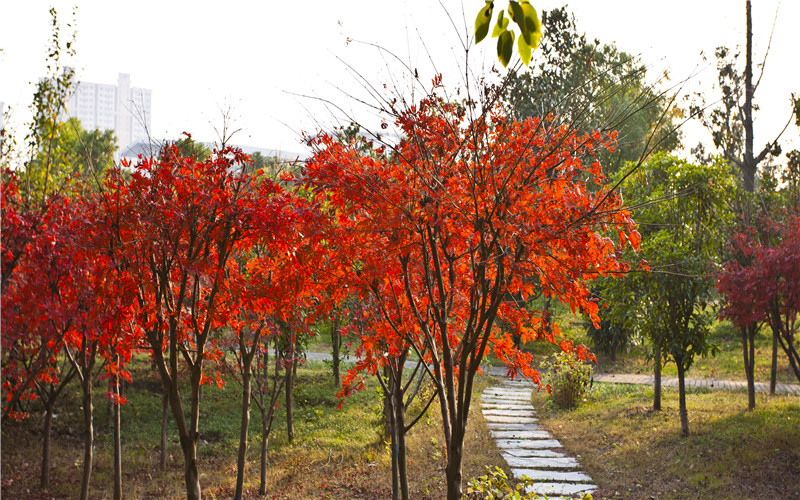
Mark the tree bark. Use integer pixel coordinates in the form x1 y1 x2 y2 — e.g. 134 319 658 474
259 414 269 495
445 421 464 500
743 0 756 193
285 360 294 444
331 316 341 387
234 365 252 500
742 324 757 410
394 388 409 500
113 369 122 500
676 361 689 437
79 376 94 500
653 344 662 411
770 328 778 395
40 399 54 489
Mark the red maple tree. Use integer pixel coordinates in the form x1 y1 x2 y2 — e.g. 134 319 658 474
305 87 638 498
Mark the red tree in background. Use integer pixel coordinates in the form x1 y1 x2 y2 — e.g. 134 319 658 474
306 87 638 499
718 215 800 383
106 141 275 500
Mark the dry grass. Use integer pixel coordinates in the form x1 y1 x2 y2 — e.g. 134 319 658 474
532 382 800 499
1 360 508 499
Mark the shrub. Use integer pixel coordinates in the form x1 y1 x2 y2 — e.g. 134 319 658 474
542 351 593 409
466 466 592 499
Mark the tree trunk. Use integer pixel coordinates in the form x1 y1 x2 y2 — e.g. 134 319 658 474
234 365 252 500
394 389 409 500
653 344 662 411
770 328 778 395
285 361 294 444
388 391 399 500
79 377 94 500
743 0 756 193
383 365 392 441
677 362 689 437
40 399 54 489
331 316 341 387
259 414 269 495
113 363 122 500
160 390 169 472
742 324 756 410
445 422 464 500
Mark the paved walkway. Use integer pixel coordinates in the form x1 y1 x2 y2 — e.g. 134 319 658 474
485 365 800 396
481 379 596 499
592 372 800 395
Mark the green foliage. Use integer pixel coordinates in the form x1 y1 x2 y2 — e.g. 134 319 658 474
466 466 591 500
475 1 542 68
604 154 736 377
542 351 593 409
504 7 679 176
585 304 628 361
22 7 79 202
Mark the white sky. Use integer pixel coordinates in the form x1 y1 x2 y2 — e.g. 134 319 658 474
1 1 798 158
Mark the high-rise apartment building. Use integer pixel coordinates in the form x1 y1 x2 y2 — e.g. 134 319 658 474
62 73 152 151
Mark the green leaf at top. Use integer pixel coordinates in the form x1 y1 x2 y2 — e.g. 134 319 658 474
519 1 542 48
474 1 494 45
517 34 532 66
492 10 509 37
497 29 514 68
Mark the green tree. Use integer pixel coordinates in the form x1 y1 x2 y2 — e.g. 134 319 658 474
504 7 680 177
605 154 735 434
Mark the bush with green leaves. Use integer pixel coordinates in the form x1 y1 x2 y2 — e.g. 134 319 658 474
542 351 593 409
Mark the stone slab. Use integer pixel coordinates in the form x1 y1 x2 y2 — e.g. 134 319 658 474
525 482 597 496
504 456 579 469
482 408 537 418
490 430 553 439
487 423 540 431
495 438 561 449
483 415 539 424
483 390 532 398
482 395 532 403
511 468 593 483
502 449 564 458
481 403 534 410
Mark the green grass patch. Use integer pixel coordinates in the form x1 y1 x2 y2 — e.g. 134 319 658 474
532 382 800 499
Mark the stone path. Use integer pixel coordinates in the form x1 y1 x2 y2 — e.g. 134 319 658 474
481 379 596 499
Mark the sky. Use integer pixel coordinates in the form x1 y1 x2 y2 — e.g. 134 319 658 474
1 1 798 158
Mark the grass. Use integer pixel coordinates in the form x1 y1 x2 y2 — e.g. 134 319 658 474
525 299 800 385
531 382 800 499
1 356 507 499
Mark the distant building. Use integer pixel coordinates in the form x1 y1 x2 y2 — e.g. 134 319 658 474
61 73 152 151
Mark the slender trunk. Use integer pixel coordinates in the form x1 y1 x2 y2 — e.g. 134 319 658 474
395 389 409 500
113 370 122 500
160 390 169 472
259 413 269 495
445 421 464 500
285 361 294 444
40 399 54 489
743 325 756 410
770 328 778 395
388 390 399 500
653 344 662 411
383 365 392 441
79 377 94 500
331 317 341 387
677 361 689 437
743 0 756 192
234 366 252 500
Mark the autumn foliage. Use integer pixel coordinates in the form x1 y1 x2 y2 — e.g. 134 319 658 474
305 89 638 498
